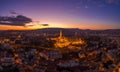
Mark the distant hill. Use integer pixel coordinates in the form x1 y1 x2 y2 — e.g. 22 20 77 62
0 28 120 35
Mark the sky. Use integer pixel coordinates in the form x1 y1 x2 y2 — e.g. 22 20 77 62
0 0 120 30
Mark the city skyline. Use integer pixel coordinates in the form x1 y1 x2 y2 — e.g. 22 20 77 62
0 0 120 30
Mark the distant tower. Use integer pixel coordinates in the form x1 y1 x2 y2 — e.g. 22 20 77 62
59 30 63 38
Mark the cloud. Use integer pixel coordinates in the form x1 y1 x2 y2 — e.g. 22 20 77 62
26 23 49 27
0 15 32 26
77 0 120 8
39 24 49 26
105 0 120 4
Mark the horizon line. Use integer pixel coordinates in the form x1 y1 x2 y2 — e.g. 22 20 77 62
0 27 120 31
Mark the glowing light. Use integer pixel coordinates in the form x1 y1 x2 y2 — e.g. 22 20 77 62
50 31 85 48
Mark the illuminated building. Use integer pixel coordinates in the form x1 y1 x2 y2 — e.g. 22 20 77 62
39 50 62 60
50 30 85 48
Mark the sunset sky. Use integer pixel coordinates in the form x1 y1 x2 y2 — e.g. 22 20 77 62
0 0 120 30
